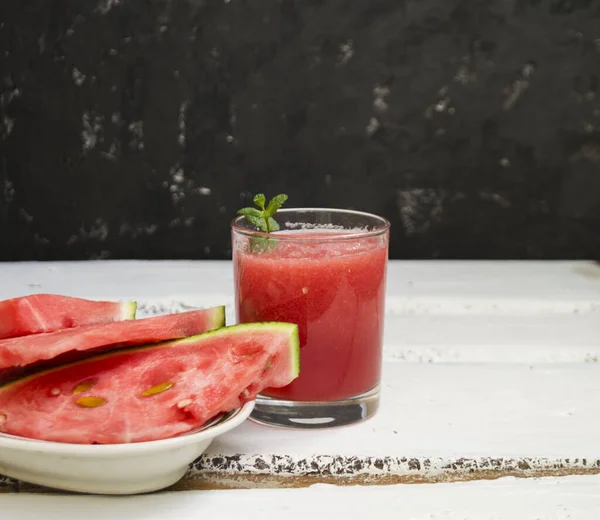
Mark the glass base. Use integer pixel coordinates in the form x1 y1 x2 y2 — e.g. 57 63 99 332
249 385 380 429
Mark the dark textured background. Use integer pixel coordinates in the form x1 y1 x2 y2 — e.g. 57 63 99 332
1 0 599 261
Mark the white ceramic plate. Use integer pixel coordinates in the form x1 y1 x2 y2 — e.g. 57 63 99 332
0 401 255 495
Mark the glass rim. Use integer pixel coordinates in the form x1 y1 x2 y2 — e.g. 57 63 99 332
231 207 390 242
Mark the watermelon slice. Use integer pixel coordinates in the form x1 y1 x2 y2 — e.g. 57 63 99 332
0 307 226 383
0 322 299 444
0 294 137 340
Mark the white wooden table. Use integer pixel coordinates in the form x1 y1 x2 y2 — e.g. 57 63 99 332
1 260 599 519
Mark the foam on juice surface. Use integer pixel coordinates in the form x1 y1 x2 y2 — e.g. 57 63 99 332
262 228 385 260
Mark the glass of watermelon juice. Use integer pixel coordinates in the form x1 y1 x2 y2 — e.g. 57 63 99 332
232 208 389 428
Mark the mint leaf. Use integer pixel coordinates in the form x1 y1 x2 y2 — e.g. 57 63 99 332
253 193 266 210
237 192 288 235
237 207 267 231
237 207 262 219
249 214 269 231
267 216 280 232
266 194 288 217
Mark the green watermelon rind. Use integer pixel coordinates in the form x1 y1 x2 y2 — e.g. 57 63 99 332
120 301 138 320
216 305 226 329
179 321 300 379
0 320 298 390
203 305 226 331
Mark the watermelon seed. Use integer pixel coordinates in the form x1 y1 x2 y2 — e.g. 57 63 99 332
0 413 6 425
241 389 250 398
177 399 192 409
264 358 273 371
75 396 106 408
141 382 174 397
50 388 61 396
73 380 96 395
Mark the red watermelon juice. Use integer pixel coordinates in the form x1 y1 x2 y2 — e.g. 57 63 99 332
232 209 389 407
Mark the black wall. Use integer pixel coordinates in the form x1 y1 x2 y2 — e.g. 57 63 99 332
1 0 599 261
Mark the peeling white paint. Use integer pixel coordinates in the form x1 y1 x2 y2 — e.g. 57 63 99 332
454 63 477 85
1 115 14 138
81 112 104 153
118 222 158 239
96 0 121 14
0 87 21 107
396 188 444 235
522 63 535 78
424 94 454 119
372 84 390 113
128 120 144 151
172 169 185 184
193 452 600 481
178 101 188 147
33 233 50 245
3 179 14 202
503 80 528 109
18 208 34 223
72 67 86 86
99 144 118 161
168 165 186 204
479 190 511 208
74 218 110 242
503 63 536 110
337 39 354 65
434 97 450 112
365 117 380 137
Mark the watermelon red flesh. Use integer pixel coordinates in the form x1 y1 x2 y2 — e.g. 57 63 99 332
0 322 299 444
0 306 226 376
0 294 137 340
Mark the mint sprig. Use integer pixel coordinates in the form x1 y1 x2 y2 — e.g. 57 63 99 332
238 193 288 233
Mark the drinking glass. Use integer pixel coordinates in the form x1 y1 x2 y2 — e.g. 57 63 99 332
232 208 390 428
